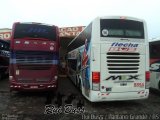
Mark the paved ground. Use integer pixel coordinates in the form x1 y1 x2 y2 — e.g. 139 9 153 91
0 77 9 92
0 76 160 120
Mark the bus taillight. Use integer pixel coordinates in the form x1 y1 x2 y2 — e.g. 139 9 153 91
92 72 100 91
92 72 100 83
145 71 150 82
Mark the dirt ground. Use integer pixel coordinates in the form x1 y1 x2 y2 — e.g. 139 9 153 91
0 77 160 120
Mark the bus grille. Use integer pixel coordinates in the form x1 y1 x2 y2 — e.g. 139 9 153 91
107 52 140 74
15 51 57 64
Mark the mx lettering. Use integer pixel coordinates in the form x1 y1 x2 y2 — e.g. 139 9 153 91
106 75 139 81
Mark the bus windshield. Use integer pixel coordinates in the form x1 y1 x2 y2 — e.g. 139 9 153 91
13 24 57 40
100 19 144 39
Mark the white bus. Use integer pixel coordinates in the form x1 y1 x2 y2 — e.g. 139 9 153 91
67 16 150 102
149 38 160 90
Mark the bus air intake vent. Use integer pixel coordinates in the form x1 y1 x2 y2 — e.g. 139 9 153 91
106 52 140 74
15 51 57 65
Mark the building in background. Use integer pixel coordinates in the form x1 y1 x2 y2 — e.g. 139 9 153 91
59 26 85 38
0 28 12 40
59 26 85 59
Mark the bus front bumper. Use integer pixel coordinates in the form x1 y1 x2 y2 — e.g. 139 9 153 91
10 82 57 92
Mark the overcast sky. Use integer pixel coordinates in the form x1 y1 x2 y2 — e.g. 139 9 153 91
0 0 159 39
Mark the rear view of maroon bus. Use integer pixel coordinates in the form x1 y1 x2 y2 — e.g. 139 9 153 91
10 22 59 92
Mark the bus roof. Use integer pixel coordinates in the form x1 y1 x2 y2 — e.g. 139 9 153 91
94 16 145 22
13 22 57 27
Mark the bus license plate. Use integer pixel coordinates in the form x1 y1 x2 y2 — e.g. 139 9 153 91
30 86 38 88
120 82 127 86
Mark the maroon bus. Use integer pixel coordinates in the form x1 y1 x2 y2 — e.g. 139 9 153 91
10 22 60 92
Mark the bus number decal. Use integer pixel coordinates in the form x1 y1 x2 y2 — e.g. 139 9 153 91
134 82 144 87
102 29 109 36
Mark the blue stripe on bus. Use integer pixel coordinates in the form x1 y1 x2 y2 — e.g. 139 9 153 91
10 59 59 65
10 51 59 65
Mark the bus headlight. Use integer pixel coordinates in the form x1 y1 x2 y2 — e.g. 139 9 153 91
9 76 13 80
54 76 58 80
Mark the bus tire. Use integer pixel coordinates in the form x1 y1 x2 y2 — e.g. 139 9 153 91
158 81 160 90
75 75 79 87
9 90 14 97
76 75 82 91
79 79 82 92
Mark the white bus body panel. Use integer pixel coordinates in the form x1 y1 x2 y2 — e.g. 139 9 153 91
88 43 149 102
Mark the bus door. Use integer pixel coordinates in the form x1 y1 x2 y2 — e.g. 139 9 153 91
100 43 146 93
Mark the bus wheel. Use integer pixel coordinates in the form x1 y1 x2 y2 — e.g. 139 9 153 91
76 75 79 88
9 90 14 97
158 81 160 90
79 79 82 92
